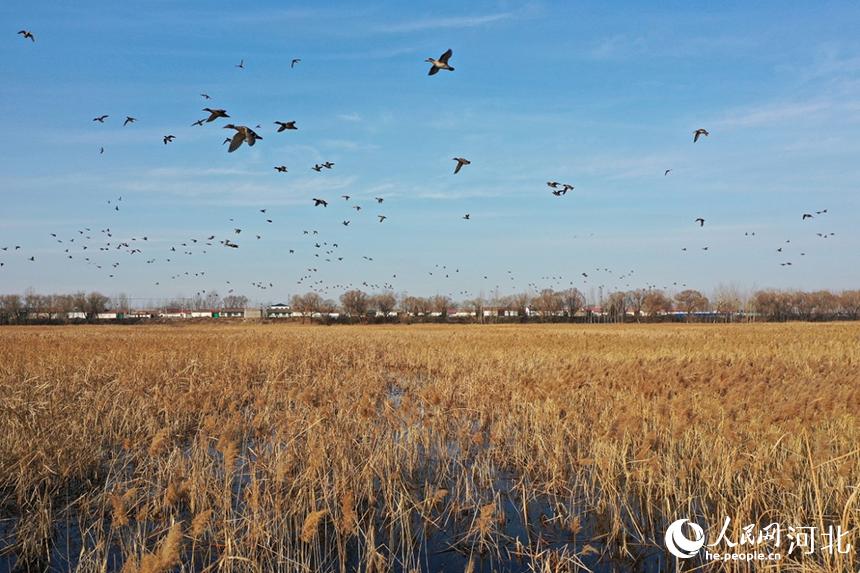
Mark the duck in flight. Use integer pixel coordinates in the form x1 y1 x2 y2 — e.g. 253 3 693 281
18 30 35 42
275 121 297 132
313 198 328 207
378 215 387 222
274 165 288 173
203 108 229 122
664 169 672 176
291 58 301 68
463 213 470 220
375 197 384 203
163 135 175 144
123 116 136 126
695 217 705 227
427 49 454 75
453 157 470 174
236 59 245 69
693 128 709 142
93 115 109 123
224 124 262 152
802 213 814 220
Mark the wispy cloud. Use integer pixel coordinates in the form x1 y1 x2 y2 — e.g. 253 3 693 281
336 113 363 123
371 12 514 34
715 101 833 128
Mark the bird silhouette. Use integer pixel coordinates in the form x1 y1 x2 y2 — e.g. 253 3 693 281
93 115 109 123
693 128 709 142
463 214 470 220
236 59 245 69
274 165 288 173
802 213 814 220
291 58 301 68
18 30 35 42
452 157 471 174
275 121 297 132
313 198 328 207
664 169 672 176
203 108 229 122
427 49 454 75
123 116 136 126
163 135 175 144
695 218 705 227
378 215 387 222
224 124 262 152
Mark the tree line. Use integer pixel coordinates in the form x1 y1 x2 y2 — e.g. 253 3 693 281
1 287 859 324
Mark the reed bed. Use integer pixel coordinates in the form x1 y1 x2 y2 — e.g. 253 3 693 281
0 323 857 572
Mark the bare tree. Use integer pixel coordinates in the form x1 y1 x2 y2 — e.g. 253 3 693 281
84 292 110 321
606 291 627 323
372 291 397 317
0 294 24 323
841 290 860 320
642 290 671 320
291 293 323 317
430 295 451 319
340 290 370 318
674 289 710 320
560 288 585 320
222 294 249 309
531 289 563 320
625 289 647 322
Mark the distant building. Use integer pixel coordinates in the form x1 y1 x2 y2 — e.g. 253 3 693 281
266 303 292 318
220 307 261 319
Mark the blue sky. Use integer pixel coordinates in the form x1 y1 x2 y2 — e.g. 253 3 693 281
2 1 859 305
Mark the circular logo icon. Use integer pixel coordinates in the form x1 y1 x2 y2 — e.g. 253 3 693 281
665 519 705 558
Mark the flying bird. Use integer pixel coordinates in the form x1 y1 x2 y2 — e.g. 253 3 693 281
378 215 387 222
224 124 262 152
275 121 297 132
375 197 384 203
693 128 709 142
123 116 136 126
18 30 35 42
163 135 175 144
664 169 672 176
191 119 205 127
452 157 471 174
695 218 705 227
291 58 301 68
203 108 229 122
274 165 288 173
463 214 470 220
427 49 454 75
93 115 109 123
236 59 245 69
802 213 814 220
313 198 328 207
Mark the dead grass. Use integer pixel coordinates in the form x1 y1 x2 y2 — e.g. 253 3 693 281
0 322 857 572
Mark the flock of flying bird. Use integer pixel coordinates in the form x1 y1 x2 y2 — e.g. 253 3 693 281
4 30 842 304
